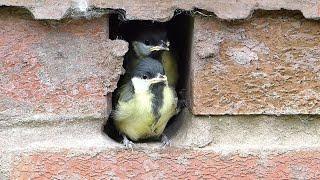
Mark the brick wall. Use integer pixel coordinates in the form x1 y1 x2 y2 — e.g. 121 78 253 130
191 11 320 115
1 1 320 179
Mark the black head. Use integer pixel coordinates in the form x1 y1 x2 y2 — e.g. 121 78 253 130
130 26 170 58
134 28 168 47
132 58 165 80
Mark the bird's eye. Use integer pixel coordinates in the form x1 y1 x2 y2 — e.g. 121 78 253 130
144 40 150 45
142 75 148 79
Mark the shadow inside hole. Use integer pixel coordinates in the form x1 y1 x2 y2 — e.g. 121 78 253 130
104 11 194 143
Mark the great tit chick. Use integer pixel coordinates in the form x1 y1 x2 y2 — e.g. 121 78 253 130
131 31 170 59
125 28 170 69
114 58 178 148
125 27 178 87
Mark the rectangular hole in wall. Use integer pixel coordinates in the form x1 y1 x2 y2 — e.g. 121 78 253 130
104 11 194 143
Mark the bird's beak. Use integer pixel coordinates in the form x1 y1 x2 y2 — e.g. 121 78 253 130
150 41 170 52
148 74 167 84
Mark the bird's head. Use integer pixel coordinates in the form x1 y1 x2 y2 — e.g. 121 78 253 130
131 29 170 58
131 58 167 93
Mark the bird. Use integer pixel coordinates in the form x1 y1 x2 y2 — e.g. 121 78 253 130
113 57 178 148
123 26 179 87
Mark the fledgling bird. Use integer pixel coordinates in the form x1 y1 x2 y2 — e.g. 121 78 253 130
124 27 178 87
113 58 178 148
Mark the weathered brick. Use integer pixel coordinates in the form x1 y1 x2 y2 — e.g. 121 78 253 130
0 0 319 20
0 8 128 124
191 11 320 115
10 150 320 179
2 109 320 178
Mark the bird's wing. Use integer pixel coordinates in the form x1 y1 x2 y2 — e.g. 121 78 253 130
118 81 134 102
111 81 134 120
161 51 178 87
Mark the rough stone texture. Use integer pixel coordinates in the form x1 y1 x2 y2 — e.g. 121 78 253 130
0 119 115 152
3 109 320 155
191 11 320 115
2 109 320 178
0 119 117 179
0 0 320 20
9 150 320 179
169 110 320 151
0 8 128 126
1 2 320 179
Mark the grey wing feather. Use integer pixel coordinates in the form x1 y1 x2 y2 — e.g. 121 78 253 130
118 81 134 102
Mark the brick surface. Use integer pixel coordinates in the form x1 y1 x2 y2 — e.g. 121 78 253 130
0 0 319 20
2 4 320 180
2 111 320 178
0 8 128 123
191 11 320 115
10 149 320 179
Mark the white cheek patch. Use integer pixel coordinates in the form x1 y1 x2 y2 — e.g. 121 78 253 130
131 77 150 93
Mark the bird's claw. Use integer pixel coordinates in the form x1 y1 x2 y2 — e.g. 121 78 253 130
161 134 171 148
122 135 135 150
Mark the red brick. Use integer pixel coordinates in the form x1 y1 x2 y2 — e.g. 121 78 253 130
1 0 320 20
0 8 127 119
191 11 320 115
11 149 320 179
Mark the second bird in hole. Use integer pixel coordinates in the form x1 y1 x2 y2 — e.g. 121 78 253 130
113 24 180 148
123 25 178 87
